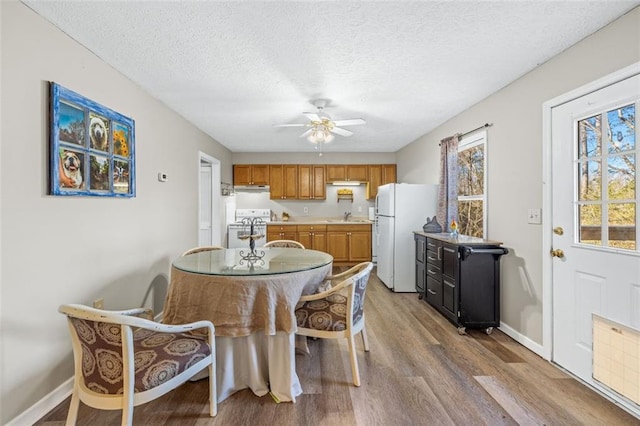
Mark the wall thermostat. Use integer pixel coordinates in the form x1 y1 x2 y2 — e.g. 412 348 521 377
158 172 168 182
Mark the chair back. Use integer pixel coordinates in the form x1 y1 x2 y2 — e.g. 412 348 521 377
264 240 305 249
182 246 224 256
348 262 374 326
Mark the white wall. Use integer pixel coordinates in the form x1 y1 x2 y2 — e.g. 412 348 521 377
0 2 232 423
397 7 640 346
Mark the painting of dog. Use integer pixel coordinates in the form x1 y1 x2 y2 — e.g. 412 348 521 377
58 150 84 189
89 114 109 151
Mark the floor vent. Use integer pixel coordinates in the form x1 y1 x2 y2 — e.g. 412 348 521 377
593 314 640 405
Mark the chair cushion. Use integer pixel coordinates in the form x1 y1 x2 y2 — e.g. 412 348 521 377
70 318 211 395
295 293 348 331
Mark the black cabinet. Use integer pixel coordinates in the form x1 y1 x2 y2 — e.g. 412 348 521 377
414 232 508 335
414 234 426 297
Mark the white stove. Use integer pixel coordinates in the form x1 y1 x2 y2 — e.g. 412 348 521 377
227 208 271 248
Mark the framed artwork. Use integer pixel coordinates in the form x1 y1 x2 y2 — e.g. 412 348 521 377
50 82 135 197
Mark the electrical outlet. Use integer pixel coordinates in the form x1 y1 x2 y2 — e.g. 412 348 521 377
528 208 542 224
93 298 104 309
303 207 308 214
357 206 363 213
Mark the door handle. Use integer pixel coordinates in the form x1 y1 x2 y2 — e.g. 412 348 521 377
550 248 565 258
553 227 564 235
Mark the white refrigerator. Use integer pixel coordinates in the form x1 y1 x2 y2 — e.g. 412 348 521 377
375 183 438 292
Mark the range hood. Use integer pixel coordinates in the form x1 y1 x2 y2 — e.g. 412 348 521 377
233 185 270 193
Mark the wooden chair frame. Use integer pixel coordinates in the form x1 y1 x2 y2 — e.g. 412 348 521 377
182 246 224 256
59 304 216 425
264 240 306 249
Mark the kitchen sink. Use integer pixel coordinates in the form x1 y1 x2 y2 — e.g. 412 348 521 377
326 219 371 223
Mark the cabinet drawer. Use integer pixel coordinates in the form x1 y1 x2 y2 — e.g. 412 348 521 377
268 224 297 232
426 276 442 306
426 263 441 281
426 249 440 266
297 224 327 232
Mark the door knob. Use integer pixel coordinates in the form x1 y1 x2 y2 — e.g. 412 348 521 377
550 248 565 258
553 227 564 235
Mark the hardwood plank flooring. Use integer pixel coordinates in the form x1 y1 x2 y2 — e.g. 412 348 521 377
36 269 639 425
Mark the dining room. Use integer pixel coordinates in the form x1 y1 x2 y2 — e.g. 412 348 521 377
3 1 640 425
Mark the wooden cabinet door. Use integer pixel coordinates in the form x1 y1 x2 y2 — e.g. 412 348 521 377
325 165 346 182
312 165 325 199
347 165 368 182
267 225 297 241
298 165 312 199
366 165 382 200
283 165 298 199
326 232 349 262
349 231 371 262
269 165 284 200
233 165 252 185
312 231 326 252
382 164 397 185
297 232 312 248
251 165 270 185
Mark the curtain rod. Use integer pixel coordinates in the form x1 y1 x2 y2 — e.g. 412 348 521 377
459 122 492 138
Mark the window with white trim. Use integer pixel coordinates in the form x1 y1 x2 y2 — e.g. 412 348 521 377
457 131 487 238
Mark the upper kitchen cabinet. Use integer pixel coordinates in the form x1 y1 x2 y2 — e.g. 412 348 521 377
366 164 397 199
269 165 298 200
233 164 270 186
298 165 326 200
325 164 368 183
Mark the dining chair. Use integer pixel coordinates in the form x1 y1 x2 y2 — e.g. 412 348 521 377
294 261 374 386
59 304 216 425
264 240 305 249
182 246 224 256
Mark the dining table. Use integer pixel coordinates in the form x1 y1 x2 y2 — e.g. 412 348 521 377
162 247 333 403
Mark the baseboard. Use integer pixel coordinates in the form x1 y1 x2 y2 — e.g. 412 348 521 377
6 377 73 426
499 321 546 359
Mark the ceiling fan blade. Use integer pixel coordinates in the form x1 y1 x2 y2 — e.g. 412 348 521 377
303 112 321 121
330 127 354 137
273 123 306 127
332 118 366 126
299 128 313 138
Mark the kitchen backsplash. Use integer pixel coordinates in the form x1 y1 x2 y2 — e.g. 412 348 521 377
234 185 374 219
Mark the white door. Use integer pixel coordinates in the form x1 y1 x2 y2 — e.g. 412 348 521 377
199 164 212 245
376 215 394 289
551 73 640 385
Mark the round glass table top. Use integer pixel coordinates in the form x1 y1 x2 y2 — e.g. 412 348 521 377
173 248 333 276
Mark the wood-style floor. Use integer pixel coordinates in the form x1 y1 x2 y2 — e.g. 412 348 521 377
37 269 639 425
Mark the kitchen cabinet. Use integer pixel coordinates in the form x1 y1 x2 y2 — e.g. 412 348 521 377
326 224 371 265
269 165 298 200
325 164 368 183
414 232 507 335
366 164 397 199
414 234 427 298
233 164 269 186
296 224 326 251
298 165 326 200
266 224 297 242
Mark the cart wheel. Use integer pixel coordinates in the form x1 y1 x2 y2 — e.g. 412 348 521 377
457 327 466 335
485 327 494 335
418 293 424 300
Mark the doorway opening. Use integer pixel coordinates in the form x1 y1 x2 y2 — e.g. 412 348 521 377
199 152 221 246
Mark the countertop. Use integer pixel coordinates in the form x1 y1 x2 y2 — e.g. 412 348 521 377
414 231 502 246
268 218 373 226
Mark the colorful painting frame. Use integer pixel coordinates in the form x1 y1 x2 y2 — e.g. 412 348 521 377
50 82 136 197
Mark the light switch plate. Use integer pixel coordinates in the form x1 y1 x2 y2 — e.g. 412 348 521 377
528 208 542 224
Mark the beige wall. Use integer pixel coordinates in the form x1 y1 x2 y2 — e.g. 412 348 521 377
397 7 640 346
0 2 232 422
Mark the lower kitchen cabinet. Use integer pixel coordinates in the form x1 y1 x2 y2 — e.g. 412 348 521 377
326 224 371 265
414 232 508 335
296 224 326 251
267 224 297 241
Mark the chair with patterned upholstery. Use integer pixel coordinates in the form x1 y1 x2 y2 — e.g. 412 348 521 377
294 262 374 386
264 240 305 249
182 246 224 256
59 304 216 425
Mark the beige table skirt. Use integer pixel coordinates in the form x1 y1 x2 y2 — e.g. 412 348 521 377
163 263 332 402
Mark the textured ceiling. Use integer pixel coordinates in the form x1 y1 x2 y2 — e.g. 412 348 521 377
23 1 639 153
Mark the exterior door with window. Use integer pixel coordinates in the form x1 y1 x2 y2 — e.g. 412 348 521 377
551 74 640 385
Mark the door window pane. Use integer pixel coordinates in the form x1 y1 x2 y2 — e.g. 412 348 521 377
578 160 601 201
579 204 602 246
457 144 484 196
457 200 483 238
608 203 636 250
607 104 635 153
578 115 601 158
607 154 635 200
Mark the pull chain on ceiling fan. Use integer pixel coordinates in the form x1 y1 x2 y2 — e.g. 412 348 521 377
273 100 366 149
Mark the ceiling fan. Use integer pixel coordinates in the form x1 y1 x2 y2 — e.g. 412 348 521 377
273 100 366 144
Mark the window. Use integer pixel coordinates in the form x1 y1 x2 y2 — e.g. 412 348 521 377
577 102 636 250
457 131 487 238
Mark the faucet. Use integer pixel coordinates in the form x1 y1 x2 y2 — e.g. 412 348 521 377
344 211 352 221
